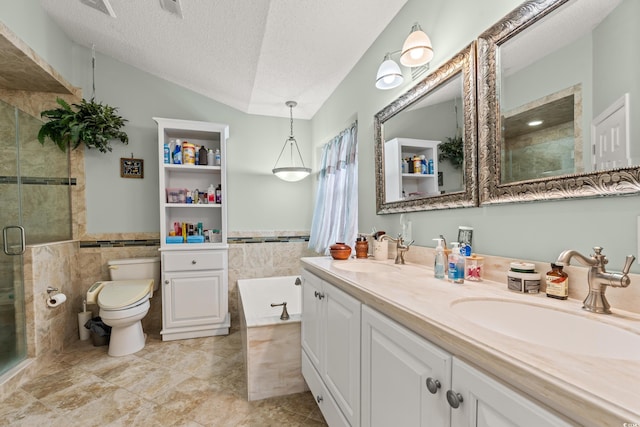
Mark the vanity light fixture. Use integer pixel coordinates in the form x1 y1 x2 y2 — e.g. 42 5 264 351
272 101 311 182
376 52 404 90
375 22 434 90
400 23 434 67
528 120 544 126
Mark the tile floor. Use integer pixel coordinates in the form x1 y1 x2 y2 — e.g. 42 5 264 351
0 328 328 426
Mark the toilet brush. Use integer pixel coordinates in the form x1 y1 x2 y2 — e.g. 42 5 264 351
78 299 92 341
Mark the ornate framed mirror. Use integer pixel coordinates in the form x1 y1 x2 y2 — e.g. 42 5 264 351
374 42 478 214
478 0 640 205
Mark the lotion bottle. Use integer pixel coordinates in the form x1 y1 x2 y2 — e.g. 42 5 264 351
433 238 445 279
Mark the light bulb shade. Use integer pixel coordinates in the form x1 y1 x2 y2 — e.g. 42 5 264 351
272 167 311 182
375 58 404 90
400 24 434 67
273 101 311 182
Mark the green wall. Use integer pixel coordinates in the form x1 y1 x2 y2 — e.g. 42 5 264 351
311 0 640 272
4 0 639 272
2 0 314 235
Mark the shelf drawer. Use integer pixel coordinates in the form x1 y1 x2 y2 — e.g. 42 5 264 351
163 250 225 272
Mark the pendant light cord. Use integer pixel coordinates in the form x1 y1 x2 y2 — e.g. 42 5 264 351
289 103 294 137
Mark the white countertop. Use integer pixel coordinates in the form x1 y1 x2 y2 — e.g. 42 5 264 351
301 256 640 427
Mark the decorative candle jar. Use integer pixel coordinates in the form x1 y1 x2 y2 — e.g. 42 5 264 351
330 242 352 260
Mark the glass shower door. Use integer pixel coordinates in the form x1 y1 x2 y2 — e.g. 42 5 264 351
0 100 27 376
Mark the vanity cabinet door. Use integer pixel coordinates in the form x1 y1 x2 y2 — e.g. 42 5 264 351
301 270 323 369
323 282 361 427
361 305 451 427
449 358 571 427
301 269 361 427
163 269 226 330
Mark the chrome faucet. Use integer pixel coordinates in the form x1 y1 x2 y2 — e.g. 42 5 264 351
380 233 414 264
556 246 635 314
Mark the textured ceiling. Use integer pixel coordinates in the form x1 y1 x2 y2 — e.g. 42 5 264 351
40 0 408 119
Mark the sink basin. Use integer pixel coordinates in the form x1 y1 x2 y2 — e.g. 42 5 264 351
332 260 399 274
450 298 640 360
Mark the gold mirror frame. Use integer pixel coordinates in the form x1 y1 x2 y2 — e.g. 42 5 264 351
374 42 478 214
477 0 640 205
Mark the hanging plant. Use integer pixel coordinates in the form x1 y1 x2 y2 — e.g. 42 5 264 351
38 97 129 153
438 135 464 169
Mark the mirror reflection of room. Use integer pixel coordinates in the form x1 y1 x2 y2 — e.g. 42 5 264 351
382 74 464 202
498 0 638 184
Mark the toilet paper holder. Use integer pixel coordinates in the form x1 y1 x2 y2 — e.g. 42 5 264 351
47 286 59 294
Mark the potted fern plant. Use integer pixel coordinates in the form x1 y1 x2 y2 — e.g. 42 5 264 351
38 97 129 153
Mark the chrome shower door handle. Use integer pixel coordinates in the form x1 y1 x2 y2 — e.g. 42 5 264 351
3 225 25 255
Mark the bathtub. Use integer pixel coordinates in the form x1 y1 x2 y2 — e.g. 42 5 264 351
238 276 307 401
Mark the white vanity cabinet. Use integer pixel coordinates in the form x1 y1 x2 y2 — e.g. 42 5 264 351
449 358 571 427
361 306 570 427
301 265 572 427
154 118 230 341
361 305 451 427
301 270 361 427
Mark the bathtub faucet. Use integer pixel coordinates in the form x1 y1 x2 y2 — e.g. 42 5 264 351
270 302 290 320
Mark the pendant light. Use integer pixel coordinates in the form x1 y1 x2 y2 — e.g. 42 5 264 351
400 23 434 67
272 101 311 182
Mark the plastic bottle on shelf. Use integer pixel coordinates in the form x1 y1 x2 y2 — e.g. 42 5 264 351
207 149 214 166
428 158 434 174
215 184 222 204
163 143 170 164
173 139 182 164
207 184 215 204
420 155 427 174
199 146 208 165
214 149 221 166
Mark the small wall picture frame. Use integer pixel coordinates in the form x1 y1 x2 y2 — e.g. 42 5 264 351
120 157 144 179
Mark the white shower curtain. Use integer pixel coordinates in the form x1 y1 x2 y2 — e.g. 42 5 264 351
309 122 358 254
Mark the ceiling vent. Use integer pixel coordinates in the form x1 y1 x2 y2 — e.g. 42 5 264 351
79 0 116 18
159 0 183 18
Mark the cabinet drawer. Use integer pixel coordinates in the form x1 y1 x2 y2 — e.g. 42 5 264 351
302 350 350 427
163 250 226 271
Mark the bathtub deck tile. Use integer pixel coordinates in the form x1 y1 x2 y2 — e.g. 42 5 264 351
245 322 308 401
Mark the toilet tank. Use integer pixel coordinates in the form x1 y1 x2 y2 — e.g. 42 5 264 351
108 257 161 291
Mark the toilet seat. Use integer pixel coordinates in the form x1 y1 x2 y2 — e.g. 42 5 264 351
97 279 154 310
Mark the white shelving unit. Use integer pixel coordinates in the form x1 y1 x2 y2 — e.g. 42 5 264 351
154 117 230 341
384 137 441 202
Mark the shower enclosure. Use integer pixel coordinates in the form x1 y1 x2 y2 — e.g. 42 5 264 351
0 99 72 377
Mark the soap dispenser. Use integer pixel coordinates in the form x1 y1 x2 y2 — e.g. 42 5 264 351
433 238 445 279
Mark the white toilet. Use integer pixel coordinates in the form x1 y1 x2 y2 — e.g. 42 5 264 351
86 257 160 357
